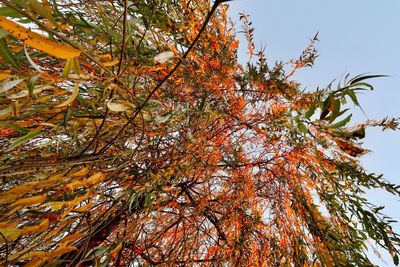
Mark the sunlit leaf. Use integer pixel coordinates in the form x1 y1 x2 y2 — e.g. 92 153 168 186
56 82 79 107
0 16 80 59
154 51 174 64
7 130 42 151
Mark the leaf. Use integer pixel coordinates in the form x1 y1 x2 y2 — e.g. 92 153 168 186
305 104 315 119
349 74 387 85
7 130 42 151
7 88 43 99
0 7 24 18
0 106 13 116
0 38 19 68
394 254 399 266
110 242 123 257
27 0 56 26
0 78 24 93
0 28 9 38
25 45 44 73
0 69 11 80
74 203 93 212
70 167 90 177
45 202 65 211
328 98 341 123
297 121 307 136
60 232 85 246
66 180 84 191
154 51 174 64
329 114 352 129
56 82 79 107
0 16 80 59
103 59 119 67
21 219 50 235
53 245 78 256
24 256 48 267
10 194 46 208
346 89 359 106
0 121 29 133
107 101 131 112
0 227 22 242
62 58 73 78
84 172 106 186
72 57 81 75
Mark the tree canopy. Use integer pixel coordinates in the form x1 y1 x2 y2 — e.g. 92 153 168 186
0 0 399 266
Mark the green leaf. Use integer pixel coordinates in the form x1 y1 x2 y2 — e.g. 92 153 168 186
28 75 40 97
0 7 24 18
349 74 387 85
0 106 13 116
0 28 9 38
297 121 307 136
346 89 359 106
0 121 29 133
7 130 42 151
305 104 316 119
62 58 73 78
328 98 341 123
330 114 352 129
0 38 19 68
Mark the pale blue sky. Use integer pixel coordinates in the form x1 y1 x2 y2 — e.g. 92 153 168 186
228 1 400 265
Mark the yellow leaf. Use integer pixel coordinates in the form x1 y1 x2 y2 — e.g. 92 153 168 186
110 242 123 257
72 57 81 75
60 232 85 246
0 221 18 228
45 201 66 211
66 180 84 191
0 227 22 242
56 82 79 107
103 59 119 67
10 194 46 208
20 251 51 260
84 172 105 187
62 58 73 78
74 202 93 212
0 184 33 203
53 245 77 256
70 167 89 177
48 173 65 182
24 256 48 267
0 16 80 59
21 219 49 235
0 70 11 80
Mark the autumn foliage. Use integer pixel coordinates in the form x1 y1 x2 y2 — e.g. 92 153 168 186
0 0 400 266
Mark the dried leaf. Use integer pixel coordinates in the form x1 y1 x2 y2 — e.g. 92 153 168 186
107 101 131 112
154 51 174 64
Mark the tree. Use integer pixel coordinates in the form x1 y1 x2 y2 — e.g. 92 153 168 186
0 0 399 266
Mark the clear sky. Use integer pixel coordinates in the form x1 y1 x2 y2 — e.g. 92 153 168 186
228 1 400 265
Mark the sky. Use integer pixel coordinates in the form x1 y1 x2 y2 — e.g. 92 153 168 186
228 1 400 266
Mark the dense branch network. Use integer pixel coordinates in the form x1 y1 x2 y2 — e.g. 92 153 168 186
0 0 399 266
